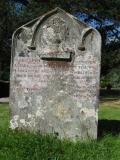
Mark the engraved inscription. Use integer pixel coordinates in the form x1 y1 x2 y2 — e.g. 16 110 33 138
12 54 98 101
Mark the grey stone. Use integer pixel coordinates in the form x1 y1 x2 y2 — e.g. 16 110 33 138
10 7 101 140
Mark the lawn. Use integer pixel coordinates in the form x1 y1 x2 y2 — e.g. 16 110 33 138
0 94 120 160
0 103 9 130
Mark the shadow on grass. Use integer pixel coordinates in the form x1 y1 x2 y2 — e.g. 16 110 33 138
98 119 120 137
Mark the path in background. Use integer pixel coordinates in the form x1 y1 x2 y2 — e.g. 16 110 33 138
0 98 9 103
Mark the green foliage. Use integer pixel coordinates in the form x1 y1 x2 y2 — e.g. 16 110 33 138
101 48 120 75
100 76 110 88
0 67 10 81
12 0 120 22
108 67 120 88
101 66 120 88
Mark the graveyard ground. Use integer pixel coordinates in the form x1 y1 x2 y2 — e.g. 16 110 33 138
0 91 120 160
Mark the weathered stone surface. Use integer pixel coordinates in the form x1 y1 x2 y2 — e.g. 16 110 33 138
10 8 101 140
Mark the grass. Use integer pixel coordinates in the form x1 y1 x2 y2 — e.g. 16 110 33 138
99 98 120 120
0 129 119 160
0 94 120 160
0 103 9 130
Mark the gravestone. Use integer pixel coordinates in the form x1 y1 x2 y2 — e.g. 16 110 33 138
10 8 101 140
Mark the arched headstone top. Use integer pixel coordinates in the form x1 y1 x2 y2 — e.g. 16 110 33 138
12 7 101 62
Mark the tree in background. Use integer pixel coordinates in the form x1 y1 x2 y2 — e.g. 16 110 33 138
0 0 120 87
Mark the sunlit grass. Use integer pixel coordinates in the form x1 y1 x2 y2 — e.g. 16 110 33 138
0 99 120 160
99 98 120 120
